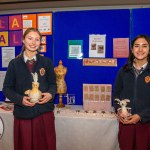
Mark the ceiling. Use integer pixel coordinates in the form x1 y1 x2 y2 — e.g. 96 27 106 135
0 0 149 12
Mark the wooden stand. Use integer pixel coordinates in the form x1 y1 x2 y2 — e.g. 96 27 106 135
56 94 65 108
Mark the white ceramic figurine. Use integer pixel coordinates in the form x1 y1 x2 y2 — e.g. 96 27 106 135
25 72 42 103
115 98 131 117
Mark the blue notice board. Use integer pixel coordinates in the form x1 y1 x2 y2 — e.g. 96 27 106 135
131 8 150 39
53 9 130 105
0 12 53 101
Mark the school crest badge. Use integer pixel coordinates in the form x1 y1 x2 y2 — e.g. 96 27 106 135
145 76 150 83
39 68 45 76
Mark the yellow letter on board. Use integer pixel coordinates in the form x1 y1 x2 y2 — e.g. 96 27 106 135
0 32 8 46
12 18 19 28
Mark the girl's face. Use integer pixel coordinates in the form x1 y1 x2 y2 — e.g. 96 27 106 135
132 37 150 62
23 31 41 52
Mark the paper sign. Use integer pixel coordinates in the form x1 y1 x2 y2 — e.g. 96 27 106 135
83 58 117 66
37 13 52 35
22 14 37 29
113 38 129 58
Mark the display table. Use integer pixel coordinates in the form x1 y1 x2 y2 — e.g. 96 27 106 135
0 104 120 150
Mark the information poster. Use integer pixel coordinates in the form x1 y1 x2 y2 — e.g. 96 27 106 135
37 13 52 35
22 14 37 30
113 38 129 58
89 34 106 58
68 40 83 59
2 47 15 68
0 71 6 91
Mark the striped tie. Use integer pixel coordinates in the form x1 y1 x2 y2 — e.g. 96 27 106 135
26 59 35 72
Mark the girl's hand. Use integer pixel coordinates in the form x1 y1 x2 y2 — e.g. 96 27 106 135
117 112 127 123
22 96 36 107
117 108 132 124
38 93 52 104
123 114 141 124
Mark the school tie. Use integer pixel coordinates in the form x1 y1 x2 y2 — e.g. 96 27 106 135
133 67 144 77
26 59 36 72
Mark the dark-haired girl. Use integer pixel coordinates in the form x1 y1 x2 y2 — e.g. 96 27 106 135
113 34 150 150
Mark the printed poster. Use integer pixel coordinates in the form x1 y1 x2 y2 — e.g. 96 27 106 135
83 58 117 67
89 34 106 58
40 45 46 52
22 14 37 29
37 13 52 35
0 71 6 91
113 38 129 58
41 36 47 44
68 40 83 59
2 47 15 68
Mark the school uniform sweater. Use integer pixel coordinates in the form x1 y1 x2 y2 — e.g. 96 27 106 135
113 63 150 123
3 54 57 119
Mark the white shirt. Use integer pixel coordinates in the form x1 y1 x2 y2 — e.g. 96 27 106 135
23 52 36 63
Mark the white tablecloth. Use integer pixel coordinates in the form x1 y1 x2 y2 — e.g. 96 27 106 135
0 105 120 150
0 110 14 150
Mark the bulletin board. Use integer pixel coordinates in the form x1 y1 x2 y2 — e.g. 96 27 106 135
1 8 149 105
0 12 53 101
131 8 150 39
53 9 130 105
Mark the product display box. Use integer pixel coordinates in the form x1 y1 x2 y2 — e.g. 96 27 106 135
83 84 112 111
